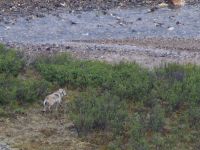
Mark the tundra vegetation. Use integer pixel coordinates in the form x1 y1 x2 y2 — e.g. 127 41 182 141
0 45 200 149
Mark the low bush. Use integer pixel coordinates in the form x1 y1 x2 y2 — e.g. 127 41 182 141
0 44 24 76
36 55 112 88
0 74 19 105
148 104 165 132
35 54 152 102
188 105 200 130
0 107 7 117
15 79 51 104
0 73 51 105
68 89 128 135
127 114 149 150
110 62 152 101
0 45 52 106
154 64 200 109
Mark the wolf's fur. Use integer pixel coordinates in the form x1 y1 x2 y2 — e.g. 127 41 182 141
43 89 66 112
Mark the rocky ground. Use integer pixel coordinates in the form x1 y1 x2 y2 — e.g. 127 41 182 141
0 0 165 18
0 0 199 21
4 37 200 68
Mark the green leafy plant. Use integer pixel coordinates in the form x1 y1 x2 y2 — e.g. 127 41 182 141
69 89 128 135
0 44 24 76
148 104 165 132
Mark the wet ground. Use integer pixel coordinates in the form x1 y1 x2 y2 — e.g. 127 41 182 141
0 4 200 43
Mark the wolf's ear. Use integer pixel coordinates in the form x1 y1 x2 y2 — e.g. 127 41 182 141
59 89 63 93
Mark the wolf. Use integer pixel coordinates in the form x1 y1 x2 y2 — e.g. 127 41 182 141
43 89 67 112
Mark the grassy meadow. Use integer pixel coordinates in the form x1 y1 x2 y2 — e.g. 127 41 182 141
0 44 199 149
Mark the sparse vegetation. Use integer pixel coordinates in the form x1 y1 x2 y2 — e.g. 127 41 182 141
148 104 165 132
68 89 127 135
0 45 24 76
0 45 52 111
1 47 200 149
35 54 152 102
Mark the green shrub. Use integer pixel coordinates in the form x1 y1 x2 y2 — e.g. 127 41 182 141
110 62 152 101
155 64 186 82
182 68 200 104
153 64 200 109
0 107 8 117
35 54 152 102
107 136 123 150
148 104 165 132
152 133 165 150
36 59 113 88
188 106 200 130
153 64 185 108
16 79 51 104
127 114 149 150
0 44 24 76
0 73 51 105
0 74 18 104
69 89 128 135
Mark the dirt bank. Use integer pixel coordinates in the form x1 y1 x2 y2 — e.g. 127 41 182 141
3 37 200 68
0 103 96 150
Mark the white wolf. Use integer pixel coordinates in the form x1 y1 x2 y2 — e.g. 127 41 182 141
43 89 67 112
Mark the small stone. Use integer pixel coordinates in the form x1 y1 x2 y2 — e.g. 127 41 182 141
46 47 51 51
69 21 77 25
60 2 66 7
82 33 89 36
168 26 175 31
158 2 168 8
66 122 75 129
147 7 159 13
65 46 71 49
4 26 11 30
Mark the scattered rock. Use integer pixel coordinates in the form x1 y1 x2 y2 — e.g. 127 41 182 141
66 122 75 129
45 47 51 51
36 13 45 18
168 26 175 31
0 142 11 150
158 2 168 8
147 7 159 13
154 21 164 27
60 2 66 7
82 33 89 36
69 20 77 25
136 17 142 21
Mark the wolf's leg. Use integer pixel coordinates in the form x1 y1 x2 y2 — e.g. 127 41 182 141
48 105 51 112
43 106 47 112
55 103 58 112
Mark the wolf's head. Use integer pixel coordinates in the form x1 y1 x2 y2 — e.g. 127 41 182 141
59 88 67 97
